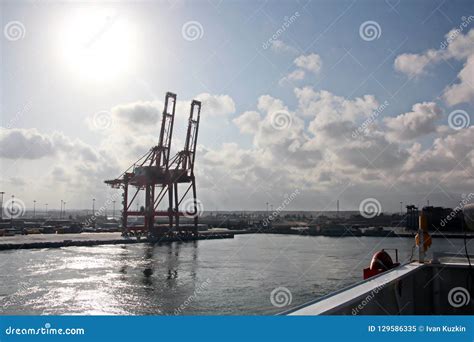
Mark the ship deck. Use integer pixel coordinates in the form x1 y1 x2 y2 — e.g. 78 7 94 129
286 255 473 315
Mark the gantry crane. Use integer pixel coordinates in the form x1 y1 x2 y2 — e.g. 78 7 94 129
105 92 202 238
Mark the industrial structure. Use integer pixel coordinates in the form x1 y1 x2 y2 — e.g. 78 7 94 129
105 92 201 237
405 205 419 230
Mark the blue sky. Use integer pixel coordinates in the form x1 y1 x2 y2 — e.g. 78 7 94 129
1 0 473 213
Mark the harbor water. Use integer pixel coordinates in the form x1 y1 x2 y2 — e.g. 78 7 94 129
0 234 472 315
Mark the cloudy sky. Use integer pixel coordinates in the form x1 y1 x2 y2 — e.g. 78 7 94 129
0 0 473 213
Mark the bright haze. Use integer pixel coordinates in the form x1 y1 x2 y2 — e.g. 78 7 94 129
0 0 473 212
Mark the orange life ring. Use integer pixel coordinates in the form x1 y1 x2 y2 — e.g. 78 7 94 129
415 231 432 251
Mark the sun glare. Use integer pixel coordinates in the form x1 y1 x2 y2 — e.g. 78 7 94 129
58 8 135 82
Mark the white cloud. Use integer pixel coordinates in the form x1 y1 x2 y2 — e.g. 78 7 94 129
0 128 54 159
83 92 237 167
404 126 474 174
231 88 411 178
203 142 257 170
279 53 322 85
195 93 236 117
3 85 471 211
84 101 163 137
0 128 99 162
394 29 474 77
336 135 409 170
111 101 161 130
294 87 379 123
294 53 322 74
232 111 261 134
443 55 474 105
196 87 449 211
443 28 474 60
254 94 305 147
394 28 474 105
270 40 298 54
278 69 305 86
287 69 305 81
394 50 438 77
97 93 236 135
384 102 442 140
291 87 408 171
257 95 287 115
0 127 118 208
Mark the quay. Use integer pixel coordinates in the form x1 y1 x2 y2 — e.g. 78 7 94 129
0 231 236 251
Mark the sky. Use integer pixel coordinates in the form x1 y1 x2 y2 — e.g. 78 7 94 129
0 0 473 214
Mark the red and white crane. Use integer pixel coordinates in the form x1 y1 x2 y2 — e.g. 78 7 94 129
105 92 202 238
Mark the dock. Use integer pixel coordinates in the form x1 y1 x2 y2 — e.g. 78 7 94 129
0 231 235 251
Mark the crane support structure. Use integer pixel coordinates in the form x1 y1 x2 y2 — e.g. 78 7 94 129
105 92 202 238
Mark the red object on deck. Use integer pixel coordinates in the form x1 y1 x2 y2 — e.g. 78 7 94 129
363 249 400 279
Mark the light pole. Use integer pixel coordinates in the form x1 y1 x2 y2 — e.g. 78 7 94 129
60 200 63 219
92 198 96 228
33 200 36 219
0 191 4 220
64 202 66 218
112 200 116 220
10 195 14 227
45 203 48 217
400 202 403 216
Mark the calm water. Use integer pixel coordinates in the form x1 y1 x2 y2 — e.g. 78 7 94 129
0 234 471 315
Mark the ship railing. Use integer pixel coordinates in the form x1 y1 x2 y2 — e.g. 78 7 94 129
431 251 474 264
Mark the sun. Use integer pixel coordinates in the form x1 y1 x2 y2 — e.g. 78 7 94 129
58 8 135 82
